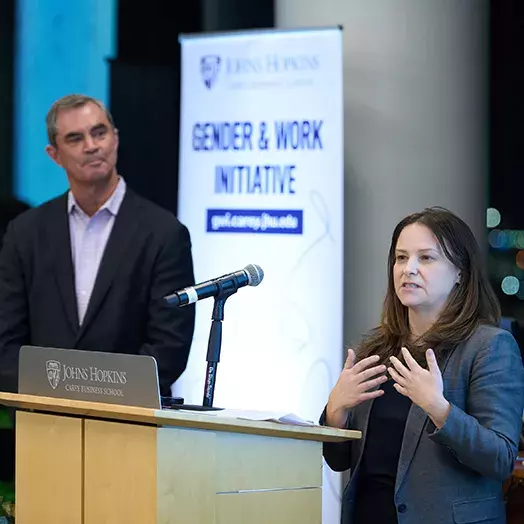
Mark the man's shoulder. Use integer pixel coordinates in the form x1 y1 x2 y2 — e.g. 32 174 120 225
9 193 67 231
126 190 188 234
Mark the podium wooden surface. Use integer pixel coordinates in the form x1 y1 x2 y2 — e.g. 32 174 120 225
0 392 360 524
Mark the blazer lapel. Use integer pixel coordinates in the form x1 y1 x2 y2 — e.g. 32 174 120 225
76 191 141 341
352 395 376 471
395 345 456 493
49 195 79 334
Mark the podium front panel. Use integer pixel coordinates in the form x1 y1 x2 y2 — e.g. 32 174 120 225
215 431 321 491
215 488 322 524
155 426 322 523
84 419 157 523
16 411 83 524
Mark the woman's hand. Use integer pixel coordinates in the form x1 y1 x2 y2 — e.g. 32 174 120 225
326 349 387 428
388 347 451 428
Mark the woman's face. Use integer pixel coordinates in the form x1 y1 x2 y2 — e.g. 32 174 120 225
393 223 460 316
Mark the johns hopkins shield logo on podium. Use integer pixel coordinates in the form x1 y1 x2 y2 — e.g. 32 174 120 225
200 55 221 89
46 359 61 389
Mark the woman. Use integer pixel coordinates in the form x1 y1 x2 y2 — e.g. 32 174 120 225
322 207 524 524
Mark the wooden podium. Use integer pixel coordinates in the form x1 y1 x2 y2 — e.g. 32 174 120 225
0 392 359 524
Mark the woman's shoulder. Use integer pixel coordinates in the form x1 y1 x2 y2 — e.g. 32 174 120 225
469 323 511 341
461 323 520 357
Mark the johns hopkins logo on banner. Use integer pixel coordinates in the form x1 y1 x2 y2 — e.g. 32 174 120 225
46 359 61 389
200 55 221 89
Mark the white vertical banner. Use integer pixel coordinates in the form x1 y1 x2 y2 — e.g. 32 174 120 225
176 27 344 523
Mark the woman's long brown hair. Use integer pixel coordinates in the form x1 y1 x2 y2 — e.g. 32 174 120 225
357 207 501 364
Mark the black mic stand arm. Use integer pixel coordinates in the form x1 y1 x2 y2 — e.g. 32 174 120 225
202 279 239 407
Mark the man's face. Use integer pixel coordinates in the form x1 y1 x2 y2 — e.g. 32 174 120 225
45 102 119 187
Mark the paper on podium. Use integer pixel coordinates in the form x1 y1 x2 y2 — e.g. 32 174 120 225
181 408 317 427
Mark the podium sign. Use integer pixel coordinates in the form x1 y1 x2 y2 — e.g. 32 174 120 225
18 345 161 409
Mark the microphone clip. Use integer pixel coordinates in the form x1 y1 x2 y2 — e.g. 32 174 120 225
211 277 240 318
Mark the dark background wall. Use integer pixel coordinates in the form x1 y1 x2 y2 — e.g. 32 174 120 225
490 0 524 230
0 0 14 198
109 0 274 215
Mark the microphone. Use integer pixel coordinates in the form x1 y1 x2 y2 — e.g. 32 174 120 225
164 263 264 307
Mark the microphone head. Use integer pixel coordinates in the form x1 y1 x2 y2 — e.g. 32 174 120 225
244 264 264 286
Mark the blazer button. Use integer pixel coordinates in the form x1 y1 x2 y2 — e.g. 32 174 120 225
398 504 407 513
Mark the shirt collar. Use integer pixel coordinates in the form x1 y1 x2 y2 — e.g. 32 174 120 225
68 176 126 217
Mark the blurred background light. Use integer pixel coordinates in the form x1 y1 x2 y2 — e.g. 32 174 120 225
486 207 501 228
501 275 520 295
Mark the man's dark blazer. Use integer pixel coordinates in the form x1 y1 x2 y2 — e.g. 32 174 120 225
0 187 196 397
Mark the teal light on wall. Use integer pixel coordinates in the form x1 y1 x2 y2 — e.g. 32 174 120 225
14 0 117 206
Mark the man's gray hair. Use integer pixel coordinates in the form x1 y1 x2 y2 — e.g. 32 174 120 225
46 94 116 147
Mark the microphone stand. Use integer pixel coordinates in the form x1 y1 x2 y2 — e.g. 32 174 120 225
202 279 239 407
162 279 238 412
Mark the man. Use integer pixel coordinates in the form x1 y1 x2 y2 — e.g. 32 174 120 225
0 197 30 489
0 197 30 247
0 94 196 397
